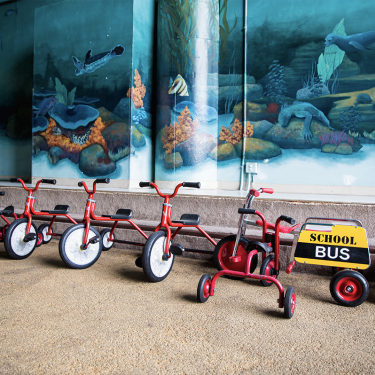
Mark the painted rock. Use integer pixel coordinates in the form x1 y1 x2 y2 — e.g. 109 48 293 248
48 146 65 165
321 144 337 153
131 126 146 148
234 138 282 160
335 142 353 155
264 118 330 149
79 144 116 177
174 132 216 166
210 143 236 161
102 122 130 162
33 135 48 155
164 152 183 169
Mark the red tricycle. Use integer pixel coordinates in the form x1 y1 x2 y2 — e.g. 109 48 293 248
0 191 18 242
58 178 149 269
4 178 78 260
136 181 218 282
197 188 300 318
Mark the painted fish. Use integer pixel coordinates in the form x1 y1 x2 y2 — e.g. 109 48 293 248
4 5 18 16
34 96 57 118
72 44 125 76
168 74 189 96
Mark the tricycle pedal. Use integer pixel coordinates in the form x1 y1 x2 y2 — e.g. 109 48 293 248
170 244 185 255
88 235 100 244
229 255 241 263
24 233 36 242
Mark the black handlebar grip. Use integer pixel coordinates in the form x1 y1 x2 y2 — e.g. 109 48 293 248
139 182 152 187
280 215 296 225
0 191 4 196
182 182 201 188
78 182 84 187
95 178 110 184
41 179 56 185
238 208 256 215
10 178 18 182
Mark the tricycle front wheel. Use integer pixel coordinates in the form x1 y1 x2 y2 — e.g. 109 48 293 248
4 218 37 259
59 224 102 269
142 231 174 282
329 270 369 307
214 235 257 274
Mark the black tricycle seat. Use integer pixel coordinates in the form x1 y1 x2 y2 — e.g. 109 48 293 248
0 205 15 216
246 240 273 253
102 208 133 220
41 204 70 215
172 213 200 226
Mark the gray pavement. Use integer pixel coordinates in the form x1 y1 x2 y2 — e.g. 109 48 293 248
1 241 375 374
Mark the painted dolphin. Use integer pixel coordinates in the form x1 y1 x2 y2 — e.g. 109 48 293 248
72 44 125 76
278 101 332 141
325 31 375 52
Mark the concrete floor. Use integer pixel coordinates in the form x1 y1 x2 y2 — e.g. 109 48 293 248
1 241 375 374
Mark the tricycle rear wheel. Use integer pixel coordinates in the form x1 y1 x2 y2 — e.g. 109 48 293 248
284 287 296 319
197 274 212 303
260 254 280 287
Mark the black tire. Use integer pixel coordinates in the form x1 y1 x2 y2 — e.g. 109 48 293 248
284 287 296 319
59 224 102 269
259 254 280 287
329 270 369 307
4 218 37 260
142 231 174 282
100 228 114 251
35 231 44 247
214 235 258 276
38 223 53 244
197 274 212 303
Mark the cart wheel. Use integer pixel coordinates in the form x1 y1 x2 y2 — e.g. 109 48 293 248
197 274 212 303
142 231 174 282
38 223 53 244
100 228 115 251
329 270 369 307
284 287 296 319
59 224 102 269
4 218 37 260
35 231 44 247
214 235 258 275
259 254 280 287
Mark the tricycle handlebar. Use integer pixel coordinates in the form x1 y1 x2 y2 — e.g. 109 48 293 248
0 191 4 196
95 178 110 184
279 215 296 225
182 182 201 189
139 182 152 188
238 208 256 215
41 179 56 185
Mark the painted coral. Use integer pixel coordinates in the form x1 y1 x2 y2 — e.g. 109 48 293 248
127 69 146 109
319 131 354 147
162 106 200 154
267 102 279 114
219 119 254 145
41 117 108 163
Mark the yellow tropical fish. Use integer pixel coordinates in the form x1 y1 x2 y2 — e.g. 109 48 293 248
168 74 189 96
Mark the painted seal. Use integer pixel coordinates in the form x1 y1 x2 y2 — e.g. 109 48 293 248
325 31 375 52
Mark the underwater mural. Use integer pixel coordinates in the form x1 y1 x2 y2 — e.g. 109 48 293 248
154 0 375 190
32 0 154 185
